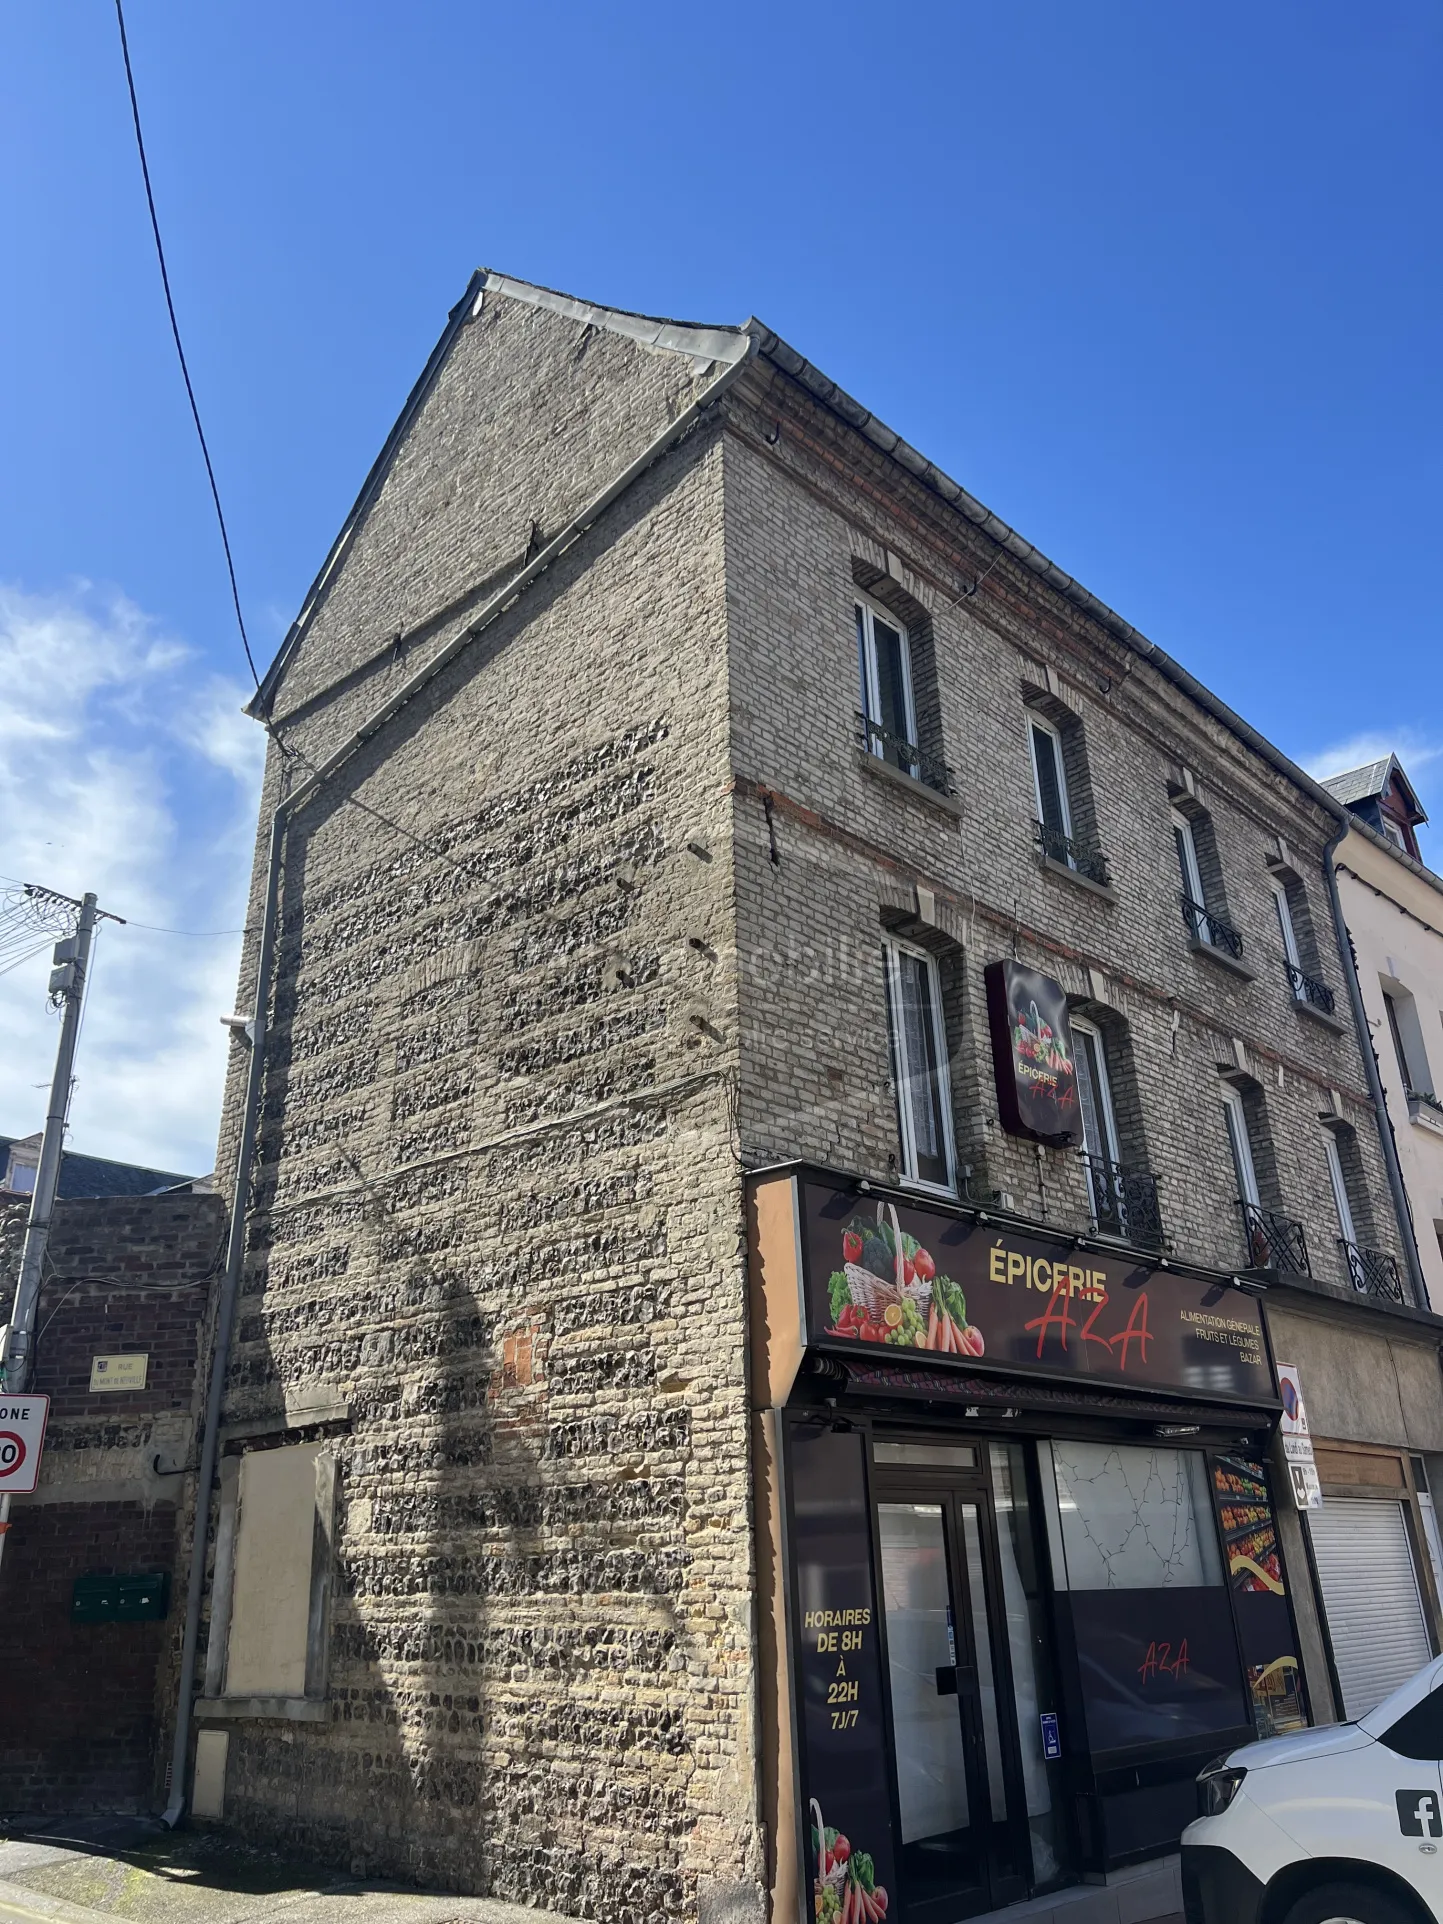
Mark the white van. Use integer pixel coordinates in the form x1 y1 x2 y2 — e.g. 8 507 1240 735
1182 1655 1443 1923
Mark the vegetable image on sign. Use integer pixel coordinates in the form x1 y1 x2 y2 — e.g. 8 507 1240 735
812 1799 889 1923
827 1201 983 1356
0 1396 49 1494
985 962 1079 1143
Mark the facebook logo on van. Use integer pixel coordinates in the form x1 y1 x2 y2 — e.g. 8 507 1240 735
1397 1790 1443 1837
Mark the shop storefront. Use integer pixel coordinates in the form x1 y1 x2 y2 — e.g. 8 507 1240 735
1262 1292 1443 1726
750 1166 1310 1924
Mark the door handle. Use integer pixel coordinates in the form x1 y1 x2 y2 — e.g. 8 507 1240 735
935 1666 958 1696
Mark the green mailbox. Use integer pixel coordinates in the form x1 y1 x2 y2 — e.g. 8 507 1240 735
71 1570 171 1624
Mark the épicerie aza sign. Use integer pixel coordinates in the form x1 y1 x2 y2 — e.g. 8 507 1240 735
800 1177 1272 1404
0 1395 50 1495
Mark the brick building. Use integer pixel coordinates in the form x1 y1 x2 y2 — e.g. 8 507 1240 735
0 1190 224 1813
190 274 1443 1924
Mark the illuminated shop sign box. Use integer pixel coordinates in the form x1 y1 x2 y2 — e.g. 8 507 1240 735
801 1176 1274 1405
985 960 1080 1143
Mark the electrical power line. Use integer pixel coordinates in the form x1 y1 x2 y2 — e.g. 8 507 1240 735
111 10 502 909
0 876 248 941
124 920 251 937
0 888 77 976
113 0 259 691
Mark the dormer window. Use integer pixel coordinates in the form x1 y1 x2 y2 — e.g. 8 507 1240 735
1320 753 1427 862
5 1152 37 1194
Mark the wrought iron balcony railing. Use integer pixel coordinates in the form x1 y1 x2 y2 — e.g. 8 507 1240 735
1080 1153 1164 1249
855 711 955 797
1241 1200 1310 1276
1340 1239 1404 1302
1181 894 1245 961
1286 962 1336 1015
1035 821 1111 888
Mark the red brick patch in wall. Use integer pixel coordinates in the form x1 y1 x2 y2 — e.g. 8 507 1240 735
0 1500 177 1813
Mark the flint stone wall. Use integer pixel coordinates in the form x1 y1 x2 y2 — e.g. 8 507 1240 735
210 290 759 1921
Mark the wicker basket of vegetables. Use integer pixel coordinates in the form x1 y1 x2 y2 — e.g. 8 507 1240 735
811 1801 888 1924
825 1201 984 1355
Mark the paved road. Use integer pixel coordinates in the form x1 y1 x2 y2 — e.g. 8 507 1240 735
0 1825 555 1924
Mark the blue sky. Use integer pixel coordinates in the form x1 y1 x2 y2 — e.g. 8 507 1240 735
1 1 1439 1172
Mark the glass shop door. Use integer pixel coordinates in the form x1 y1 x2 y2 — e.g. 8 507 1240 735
873 1446 1034 1923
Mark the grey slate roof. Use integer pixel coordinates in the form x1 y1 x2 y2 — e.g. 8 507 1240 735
1320 758 1398 808
0 1134 193 1198
1321 755 1426 824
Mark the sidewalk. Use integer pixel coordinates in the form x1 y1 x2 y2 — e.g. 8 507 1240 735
0 1820 561 1924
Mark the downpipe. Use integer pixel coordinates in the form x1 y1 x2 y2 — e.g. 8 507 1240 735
162 804 285 1825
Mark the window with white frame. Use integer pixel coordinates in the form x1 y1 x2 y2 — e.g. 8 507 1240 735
1073 1016 1126 1234
1271 880 1302 982
5 1152 37 1194
882 938 955 1191
1323 1131 1358 1250
1072 1017 1121 1168
856 599 918 776
1172 809 1210 936
1221 1084 1261 1210
1029 715 1073 860
1383 985 1434 1098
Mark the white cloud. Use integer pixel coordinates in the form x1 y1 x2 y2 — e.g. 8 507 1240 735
1306 730 1443 784
0 583 265 1177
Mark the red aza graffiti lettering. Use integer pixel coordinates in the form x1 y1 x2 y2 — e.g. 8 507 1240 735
1138 1640 1190 1683
1023 1287 1152 1369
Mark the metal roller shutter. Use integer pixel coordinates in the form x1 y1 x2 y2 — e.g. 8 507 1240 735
1309 1497 1434 1718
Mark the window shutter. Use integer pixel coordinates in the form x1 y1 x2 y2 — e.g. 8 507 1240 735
1308 1499 1433 1717
225 1444 329 1698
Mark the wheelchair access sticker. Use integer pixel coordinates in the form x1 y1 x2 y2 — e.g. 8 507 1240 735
1397 1790 1443 1838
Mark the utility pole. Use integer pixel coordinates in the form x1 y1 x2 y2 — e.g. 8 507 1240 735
0 889 118 1574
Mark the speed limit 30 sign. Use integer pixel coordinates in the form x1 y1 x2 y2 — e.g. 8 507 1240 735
0 1397 50 1495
